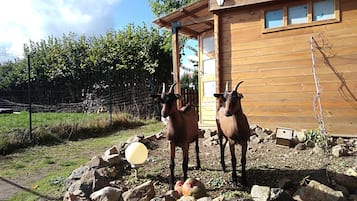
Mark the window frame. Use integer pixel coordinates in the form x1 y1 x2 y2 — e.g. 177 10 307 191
262 0 340 33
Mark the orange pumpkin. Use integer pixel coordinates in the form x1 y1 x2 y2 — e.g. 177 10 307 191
181 178 207 199
181 178 194 196
174 180 184 195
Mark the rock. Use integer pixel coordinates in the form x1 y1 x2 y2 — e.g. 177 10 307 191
334 184 349 197
251 185 270 201
348 194 357 201
312 146 325 155
90 186 123 201
250 124 259 130
68 169 110 198
63 189 90 201
96 166 118 178
150 190 180 201
197 197 213 201
335 137 345 145
126 135 145 144
104 146 119 155
295 143 306 150
212 196 225 201
65 165 89 190
177 196 196 201
122 180 155 201
277 178 294 190
304 169 330 186
86 156 109 168
334 173 357 192
295 131 306 143
331 145 348 157
346 168 357 177
293 180 345 201
270 188 295 201
203 135 219 146
102 154 121 165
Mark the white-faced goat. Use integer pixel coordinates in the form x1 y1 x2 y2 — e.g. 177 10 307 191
151 83 201 190
214 81 250 187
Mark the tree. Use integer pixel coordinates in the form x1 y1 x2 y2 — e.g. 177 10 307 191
149 0 196 18
148 0 198 84
1 23 172 104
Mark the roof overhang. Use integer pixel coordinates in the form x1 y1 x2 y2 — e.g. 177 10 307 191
152 0 213 38
209 0 274 11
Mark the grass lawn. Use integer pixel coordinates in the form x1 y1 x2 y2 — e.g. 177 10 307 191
0 112 111 133
0 118 164 201
0 112 145 155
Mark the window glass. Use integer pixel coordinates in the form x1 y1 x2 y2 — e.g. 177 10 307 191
203 81 215 97
265 9 283 28
203 36 214 54
203 59 215 75
313 0 334 21
288 4 308 24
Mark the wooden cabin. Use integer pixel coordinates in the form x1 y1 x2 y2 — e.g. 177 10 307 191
153 0 357 137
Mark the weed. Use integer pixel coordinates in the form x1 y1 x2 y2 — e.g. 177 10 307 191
304 129 328 149
222 190 250 199
48 176 66 186
207 177 225 188
14 163 26 169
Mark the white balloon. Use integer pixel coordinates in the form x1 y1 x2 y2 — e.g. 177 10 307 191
125 142 148 165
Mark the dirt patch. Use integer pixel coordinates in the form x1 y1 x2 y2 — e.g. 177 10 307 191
120 133 356 198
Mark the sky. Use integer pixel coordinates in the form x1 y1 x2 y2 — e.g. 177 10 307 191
0 0 156 62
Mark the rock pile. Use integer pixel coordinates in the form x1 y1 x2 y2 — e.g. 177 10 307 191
63 125 357 201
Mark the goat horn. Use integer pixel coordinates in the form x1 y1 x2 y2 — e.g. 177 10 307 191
234 81 244 91
162 83 166 94
168 82 176 94
225 81 229 92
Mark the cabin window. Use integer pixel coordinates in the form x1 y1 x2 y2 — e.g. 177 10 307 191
313 0 334 21
288 4 308 25
265 9 283 28
263 0 339 32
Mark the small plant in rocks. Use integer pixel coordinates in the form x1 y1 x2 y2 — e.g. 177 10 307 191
304 129 328 149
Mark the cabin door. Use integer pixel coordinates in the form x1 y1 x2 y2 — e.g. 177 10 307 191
199 34 216 127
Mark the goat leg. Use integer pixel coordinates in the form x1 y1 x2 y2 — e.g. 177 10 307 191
241 141 248 186
182 144 189 181
229 143 238 187
195 138 201 170
219 133 227 172
169 141 175 190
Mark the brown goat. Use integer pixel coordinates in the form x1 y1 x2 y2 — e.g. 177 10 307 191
214 81 250 187
151 83 201 190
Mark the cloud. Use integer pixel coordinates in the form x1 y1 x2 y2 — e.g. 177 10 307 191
0 0 122 61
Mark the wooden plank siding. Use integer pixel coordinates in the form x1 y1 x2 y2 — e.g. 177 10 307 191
218 0 357 136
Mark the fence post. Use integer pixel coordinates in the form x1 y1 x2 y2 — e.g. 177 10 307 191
27 54 32 140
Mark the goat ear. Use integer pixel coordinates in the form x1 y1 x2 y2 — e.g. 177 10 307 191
238 93 244 98
214 93 223 98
